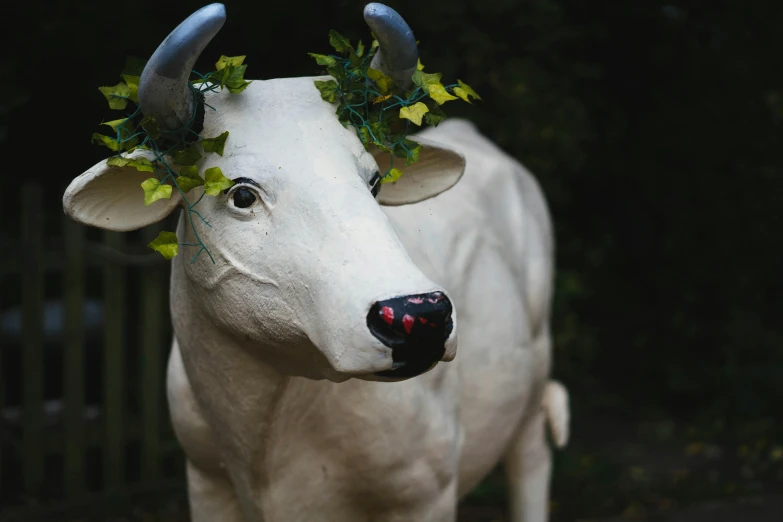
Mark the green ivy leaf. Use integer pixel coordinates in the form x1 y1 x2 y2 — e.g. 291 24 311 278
336 100 350 126
101 118 137 148
369 119 392 151
106 156 130 168
202 131 229 156
109 156 154 172
176 165 204 193
367 68 394 94
171 146 202 166
356 40 365 57
139 116 161 140
309 53 337 67
204 167 234 196
373 141 393 154
208 57 251 93
124 136 139 151
427 83 459 104
92 133 122 151
314 79 339 103
124 143 151 153
453 80 482 103
357 126 372 150
121 74 140 103
216 55 246 71
371 116 391 136
141 178 173 206
399 102 429 126
128 157 156 172
147 231 179 260
107 156 158 172
98 82 131 110
411 70 457 104
404 140 422 165
392 141 408 159
326 63 345 82
328 30 352 53
225 64 252 93
424 104 448 126
347 79 366 94
412 70 442 89
382 167 403 183
348 48 362 68
101 118 132 131
220 67 236 90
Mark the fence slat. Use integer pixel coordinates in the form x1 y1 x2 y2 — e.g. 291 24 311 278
0 299 4 497
102 231 126 490
0 175 4 498
0 183 4 493
63 218 85 495
140 224 166 480
21 184 45 493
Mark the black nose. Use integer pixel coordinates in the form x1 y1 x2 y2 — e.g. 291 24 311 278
367 292 454 378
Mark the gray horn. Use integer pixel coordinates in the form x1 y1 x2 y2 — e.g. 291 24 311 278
364 3 419 88
138 3 226 131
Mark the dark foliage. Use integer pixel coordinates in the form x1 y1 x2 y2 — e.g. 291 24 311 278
4 0 781 433
1 0 781 517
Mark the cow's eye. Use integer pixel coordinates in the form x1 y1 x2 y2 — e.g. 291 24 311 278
232 187 257 208
369 171 381 198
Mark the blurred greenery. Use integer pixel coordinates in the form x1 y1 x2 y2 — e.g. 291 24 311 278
1 0 781 519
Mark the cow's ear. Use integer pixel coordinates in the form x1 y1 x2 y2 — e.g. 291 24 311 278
373 136 466 206
63 150 182 232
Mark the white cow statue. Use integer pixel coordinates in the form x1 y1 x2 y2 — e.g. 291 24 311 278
63 3 570 521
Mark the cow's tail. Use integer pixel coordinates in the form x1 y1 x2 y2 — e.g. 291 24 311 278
543 380 570 448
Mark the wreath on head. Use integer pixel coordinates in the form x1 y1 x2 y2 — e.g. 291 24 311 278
309 30 480 184
90 3 479 263
92 55 251 263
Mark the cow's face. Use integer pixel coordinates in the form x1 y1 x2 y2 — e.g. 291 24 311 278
63 76 465 382
63 2 465 382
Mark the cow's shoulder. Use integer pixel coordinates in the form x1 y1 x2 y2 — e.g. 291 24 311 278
412 119 555 332
414 119 532 200
421 117 551 236
416 119 512 167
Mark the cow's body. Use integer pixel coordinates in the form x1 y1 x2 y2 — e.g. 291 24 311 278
161 80 566 521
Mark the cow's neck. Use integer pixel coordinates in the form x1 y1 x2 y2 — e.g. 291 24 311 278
170 266 290 520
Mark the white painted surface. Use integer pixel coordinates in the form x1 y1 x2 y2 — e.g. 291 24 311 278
64 77 569 521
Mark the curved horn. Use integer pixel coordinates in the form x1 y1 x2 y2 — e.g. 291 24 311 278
138 3 226 131
364 3 418 88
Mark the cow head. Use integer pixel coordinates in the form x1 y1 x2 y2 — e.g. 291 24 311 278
63 3 465 382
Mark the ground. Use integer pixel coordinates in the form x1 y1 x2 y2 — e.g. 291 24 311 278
458 411 783 522
2 413 781 521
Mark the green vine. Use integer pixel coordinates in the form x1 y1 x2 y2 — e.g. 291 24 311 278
92 55 252 262
309 30 480 182
92 32 479 261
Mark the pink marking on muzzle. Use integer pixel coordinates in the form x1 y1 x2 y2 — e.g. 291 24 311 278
403 314 415 334
381 306 395 325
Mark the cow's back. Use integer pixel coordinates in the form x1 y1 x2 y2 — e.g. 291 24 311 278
382 118 555 496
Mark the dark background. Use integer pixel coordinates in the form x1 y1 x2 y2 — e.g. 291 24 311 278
1 0 781 520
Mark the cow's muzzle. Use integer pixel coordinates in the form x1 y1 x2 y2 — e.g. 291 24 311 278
367 292 454 378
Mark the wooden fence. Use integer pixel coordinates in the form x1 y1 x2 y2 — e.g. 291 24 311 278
0 183 184 518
